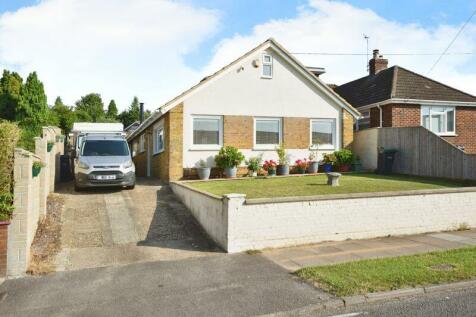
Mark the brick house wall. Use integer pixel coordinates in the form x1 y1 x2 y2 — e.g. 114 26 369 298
366 103 476 153
132 107 354 182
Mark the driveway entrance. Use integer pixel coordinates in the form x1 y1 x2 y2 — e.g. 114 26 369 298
35 179 219 272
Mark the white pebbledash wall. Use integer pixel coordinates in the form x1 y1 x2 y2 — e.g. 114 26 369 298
171 181 476 252
182 47 342 169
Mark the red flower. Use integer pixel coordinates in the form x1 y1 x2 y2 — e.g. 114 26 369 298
295 159 308 169
263 160 277 170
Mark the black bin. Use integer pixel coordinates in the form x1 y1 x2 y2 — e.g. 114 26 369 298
377 148 398 174
60 154 73 181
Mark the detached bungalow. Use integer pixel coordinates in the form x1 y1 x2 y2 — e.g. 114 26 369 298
128 38 360 182
335 49 476 153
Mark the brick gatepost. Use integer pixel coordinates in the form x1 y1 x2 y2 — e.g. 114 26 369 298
0 221 9 277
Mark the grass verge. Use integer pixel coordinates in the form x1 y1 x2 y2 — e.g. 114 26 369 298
189 173 464 199
295 247 476 297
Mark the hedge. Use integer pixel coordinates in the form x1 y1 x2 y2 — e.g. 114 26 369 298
0 121 20 221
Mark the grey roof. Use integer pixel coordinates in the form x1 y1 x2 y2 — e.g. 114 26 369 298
334 66 476 108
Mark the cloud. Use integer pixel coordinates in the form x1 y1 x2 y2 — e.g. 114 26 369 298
0 0 220 110
203 0 476 96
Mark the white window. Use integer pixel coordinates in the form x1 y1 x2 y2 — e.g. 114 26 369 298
254 117 281 149
192 115 223 149
139 134 145 152
310 119 336 150
132 141 138 157
421 106 455 135
262 54 273 78
153 121 165 154
357 111 370 131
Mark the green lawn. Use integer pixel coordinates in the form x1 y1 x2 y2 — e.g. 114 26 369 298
188 173 464 199
296 247 476 296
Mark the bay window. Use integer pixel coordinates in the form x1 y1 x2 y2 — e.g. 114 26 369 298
310 119 336 150
421 106 455 135
254 117 281 149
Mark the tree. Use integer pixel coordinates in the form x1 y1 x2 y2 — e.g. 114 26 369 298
106 99 118 119
118 96 141 128
51 96 75 135
17 72 48 125
0 70 23 121
75 93 105 122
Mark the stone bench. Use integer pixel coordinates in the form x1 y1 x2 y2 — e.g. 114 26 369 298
326 172 341 187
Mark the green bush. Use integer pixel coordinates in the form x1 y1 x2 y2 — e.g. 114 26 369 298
334 149 354 166
214 146 244 169
0 121 20 221
276 144 289 165
246 155 262 172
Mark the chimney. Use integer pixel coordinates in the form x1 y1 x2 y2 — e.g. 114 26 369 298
369 49 388 75
139 102 144 123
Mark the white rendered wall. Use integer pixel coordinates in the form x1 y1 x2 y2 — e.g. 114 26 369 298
182 47 343 168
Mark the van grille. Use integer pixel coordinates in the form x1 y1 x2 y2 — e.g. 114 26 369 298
93 165 120 169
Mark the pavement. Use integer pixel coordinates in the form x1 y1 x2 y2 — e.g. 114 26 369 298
0 253 331 317
263 229 476 271
47 179 220 272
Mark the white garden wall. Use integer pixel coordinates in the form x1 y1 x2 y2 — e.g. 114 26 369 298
171 181 476 253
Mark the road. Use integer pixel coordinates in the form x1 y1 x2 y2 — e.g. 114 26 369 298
310 288 476 317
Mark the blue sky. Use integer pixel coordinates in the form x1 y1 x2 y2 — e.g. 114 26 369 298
0 0 475 109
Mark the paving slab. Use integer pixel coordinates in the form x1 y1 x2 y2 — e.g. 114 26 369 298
263 229 476 271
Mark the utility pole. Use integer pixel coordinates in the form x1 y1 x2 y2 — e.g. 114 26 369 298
363 34 369 72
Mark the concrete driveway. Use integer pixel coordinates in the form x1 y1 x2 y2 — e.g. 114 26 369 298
44 179 219 272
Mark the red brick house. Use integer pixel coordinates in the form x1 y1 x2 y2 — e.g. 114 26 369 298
335 49 476 153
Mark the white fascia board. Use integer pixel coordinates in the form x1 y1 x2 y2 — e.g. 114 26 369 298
357 98 476 111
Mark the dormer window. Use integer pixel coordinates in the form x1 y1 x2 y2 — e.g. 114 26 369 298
262 54 273 78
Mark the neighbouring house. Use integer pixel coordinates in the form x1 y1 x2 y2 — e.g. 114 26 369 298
335 49 476 153
124 121 140 136
127 38 360 182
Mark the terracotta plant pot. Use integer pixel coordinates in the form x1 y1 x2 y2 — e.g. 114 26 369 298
338 164 351 172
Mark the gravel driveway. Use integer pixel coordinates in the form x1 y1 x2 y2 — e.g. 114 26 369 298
33 179 219 272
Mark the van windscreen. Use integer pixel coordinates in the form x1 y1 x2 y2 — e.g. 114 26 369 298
82 140 129 156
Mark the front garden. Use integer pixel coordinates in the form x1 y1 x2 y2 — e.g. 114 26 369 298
188 173 464 199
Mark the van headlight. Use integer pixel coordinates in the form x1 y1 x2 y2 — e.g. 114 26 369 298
123 160 133 169
78 161 90 169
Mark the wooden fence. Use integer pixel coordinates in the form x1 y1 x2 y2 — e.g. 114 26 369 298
354 127 476 181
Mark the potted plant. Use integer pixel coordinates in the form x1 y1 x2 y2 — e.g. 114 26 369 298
214 146 244 178
263 160 277 176
334 149 354 172
197 159 211 180
321 153 335 173
47 141 54 152
276 144 290 175
294 159 308 174
32 161 44 177
246 155 262 177
307 150 319 174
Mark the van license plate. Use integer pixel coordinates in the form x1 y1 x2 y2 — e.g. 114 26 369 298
96 175 116 180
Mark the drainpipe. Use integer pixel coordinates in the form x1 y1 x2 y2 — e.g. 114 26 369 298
377 104 383 128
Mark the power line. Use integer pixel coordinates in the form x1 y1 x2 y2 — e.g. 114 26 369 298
428 8 476 74
290 52 474 56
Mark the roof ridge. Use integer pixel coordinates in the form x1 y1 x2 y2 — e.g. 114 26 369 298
395 65 476 99
390 66 398 98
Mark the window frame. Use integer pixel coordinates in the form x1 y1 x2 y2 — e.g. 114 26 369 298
190 115 223 150
132 140 138 157
421 105 456 136
261 54 273 79
139 134 145 153
153 120 165 155
356 111 370 131
309 118 336 150
253 117 282 150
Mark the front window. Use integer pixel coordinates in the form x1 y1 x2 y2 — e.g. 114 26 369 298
421 106 455 135
255 118 281 148
311 119 336 150
139 134 145 152
82 140 130 156
154 128 164 154
262 54 273 78
192 116 222 148
357 111 370 130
